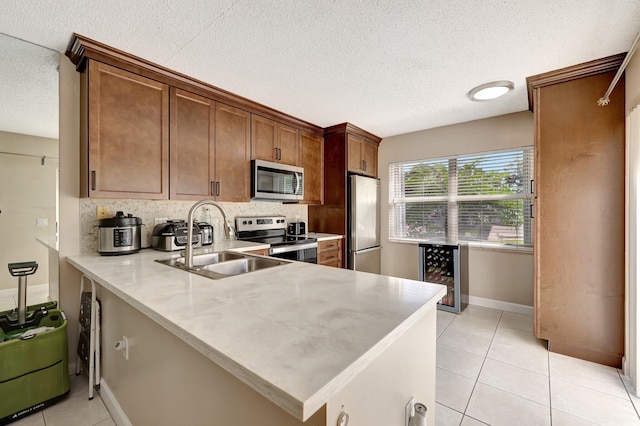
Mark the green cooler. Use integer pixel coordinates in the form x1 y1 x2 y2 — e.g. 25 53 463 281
0 309 70 425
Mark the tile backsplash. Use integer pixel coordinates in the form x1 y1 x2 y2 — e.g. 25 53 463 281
80 199 308 254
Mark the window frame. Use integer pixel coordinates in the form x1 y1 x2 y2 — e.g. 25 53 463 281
389 147 534 249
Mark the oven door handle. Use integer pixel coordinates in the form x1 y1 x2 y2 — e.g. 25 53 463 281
269 242 318 255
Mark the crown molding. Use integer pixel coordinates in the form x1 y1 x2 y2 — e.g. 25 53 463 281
526 53 626 111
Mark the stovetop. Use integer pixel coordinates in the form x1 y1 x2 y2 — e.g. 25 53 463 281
235 215 316 247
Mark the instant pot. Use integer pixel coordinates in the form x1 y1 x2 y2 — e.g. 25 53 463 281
97 211 143 255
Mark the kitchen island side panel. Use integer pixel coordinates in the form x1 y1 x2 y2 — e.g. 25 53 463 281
97 287 326 426
325 307 436 426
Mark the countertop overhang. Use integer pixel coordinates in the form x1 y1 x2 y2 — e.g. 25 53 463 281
67 241 445 421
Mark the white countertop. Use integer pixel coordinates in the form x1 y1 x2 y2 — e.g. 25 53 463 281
67 241 445 421
36 236 59 252
306 232 343 241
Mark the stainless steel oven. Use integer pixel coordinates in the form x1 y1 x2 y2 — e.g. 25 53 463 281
269 242 318 263
235 215 317 264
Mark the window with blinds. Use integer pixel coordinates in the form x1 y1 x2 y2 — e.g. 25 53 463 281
389 147 534 247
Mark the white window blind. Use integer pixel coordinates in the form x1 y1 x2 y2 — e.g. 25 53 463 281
389 148 534 247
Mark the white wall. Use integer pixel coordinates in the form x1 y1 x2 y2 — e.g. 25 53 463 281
58 53 82 371
0 131 58 290
379 112 535 307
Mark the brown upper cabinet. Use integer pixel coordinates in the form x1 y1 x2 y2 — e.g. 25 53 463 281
170 88 215 200
68 34 323 201
170 89 251 201
347 134 378 177
251 115 300 166
214 103 251 201
83 61 169 199
81 61 169 199
299 131 324 205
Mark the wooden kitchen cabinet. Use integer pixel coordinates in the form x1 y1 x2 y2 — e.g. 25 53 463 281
527 54 625 367
318 238 343 268
251 115 300 166
214 103 251 201
169 88 215 200
347 134 377 177
83 60 169 199
170 92 251 202
308 123 381 266
244 248 269 256
300 131 324 205
69 35 324 201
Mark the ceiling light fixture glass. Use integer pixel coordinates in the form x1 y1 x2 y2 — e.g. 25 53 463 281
467 80 514 101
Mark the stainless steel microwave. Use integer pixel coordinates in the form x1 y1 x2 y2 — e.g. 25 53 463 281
251 160 304 201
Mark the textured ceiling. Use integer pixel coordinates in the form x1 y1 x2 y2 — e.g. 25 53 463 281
0 34 58 139
1 1 640 138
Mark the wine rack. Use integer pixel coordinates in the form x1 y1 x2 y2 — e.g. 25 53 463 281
418 242 468 313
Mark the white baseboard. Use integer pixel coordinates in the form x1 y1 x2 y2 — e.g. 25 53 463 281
462 294 534 315
0 283 49 299
99 378 132 426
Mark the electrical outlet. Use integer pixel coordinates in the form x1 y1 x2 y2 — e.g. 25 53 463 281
96 206 110 219
115 336 129 360
36 218 48 227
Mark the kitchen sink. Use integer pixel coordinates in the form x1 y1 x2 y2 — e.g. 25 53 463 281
201 257 282 275
155 251 289 280
178 251 245 266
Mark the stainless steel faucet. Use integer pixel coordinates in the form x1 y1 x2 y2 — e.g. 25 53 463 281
185 200 235 269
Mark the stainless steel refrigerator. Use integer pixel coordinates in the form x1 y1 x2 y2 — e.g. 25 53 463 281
347 174 381 273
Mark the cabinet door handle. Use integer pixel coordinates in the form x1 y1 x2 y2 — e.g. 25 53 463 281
91 171 97 191
530 204 534 219
530 179 534 194
274 147 279 161
210 181 216 196
362 160 366 171
216 181 221 197
278 148 282 160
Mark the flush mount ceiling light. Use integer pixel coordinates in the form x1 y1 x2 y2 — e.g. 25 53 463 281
467 80 514 101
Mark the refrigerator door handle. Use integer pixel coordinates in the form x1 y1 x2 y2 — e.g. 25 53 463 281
353 246 382 255
351 246 382 274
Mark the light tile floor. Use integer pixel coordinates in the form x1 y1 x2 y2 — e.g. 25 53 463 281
436 306 640 426
12 374 114 426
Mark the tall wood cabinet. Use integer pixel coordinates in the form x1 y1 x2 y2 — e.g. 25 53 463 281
308 123 381 266
83 61 169 199
527 54 626 367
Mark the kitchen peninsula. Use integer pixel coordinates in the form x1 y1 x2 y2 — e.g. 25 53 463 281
67 241 444 425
